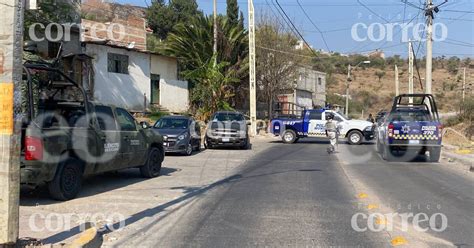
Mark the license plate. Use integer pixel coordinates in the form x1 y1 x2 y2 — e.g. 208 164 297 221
222 138 230 142
409 140 420 144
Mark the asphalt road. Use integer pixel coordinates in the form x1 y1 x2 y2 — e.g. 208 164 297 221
107 139 472 247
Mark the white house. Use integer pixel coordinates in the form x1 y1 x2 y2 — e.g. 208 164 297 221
84 41 189 113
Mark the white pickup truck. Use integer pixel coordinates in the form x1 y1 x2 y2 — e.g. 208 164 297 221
270 109 376 145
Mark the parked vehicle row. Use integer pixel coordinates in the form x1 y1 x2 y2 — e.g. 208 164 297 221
151 111 251 156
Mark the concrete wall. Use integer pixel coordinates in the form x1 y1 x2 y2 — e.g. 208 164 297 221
86 43 150 111
314 71 327 107
295 90 313 109
159 79 189 113
150 55 178 80
297 68 326 108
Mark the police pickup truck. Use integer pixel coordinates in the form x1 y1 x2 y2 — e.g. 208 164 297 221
376 94 442 162
270 109 375 145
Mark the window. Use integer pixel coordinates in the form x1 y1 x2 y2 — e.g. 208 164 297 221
154 118 188 129
318 77 322 86
309 111 322 120
95 106 116 131
115 108 136 131
48 42 61 58
107 53 129 74
212 113 244 122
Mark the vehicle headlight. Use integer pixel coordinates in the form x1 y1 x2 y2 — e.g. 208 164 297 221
163 135 168 141
364 126 373 131
178 134 187 140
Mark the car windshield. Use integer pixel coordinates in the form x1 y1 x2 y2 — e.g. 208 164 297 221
336 112 350 120
212 113 244 122
154 118 188 129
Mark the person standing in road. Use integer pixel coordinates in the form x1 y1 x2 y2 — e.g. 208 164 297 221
325 113 338 153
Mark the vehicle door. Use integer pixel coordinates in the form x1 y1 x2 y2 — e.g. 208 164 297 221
307 110 325 137
93 105 122 173
115 108 146 168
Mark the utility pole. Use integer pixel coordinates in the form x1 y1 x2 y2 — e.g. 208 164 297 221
0 0 23 245
213 0 218 59
345 64 351 116
395 65 399 96
248 0 257 136
425 0 433 94
462 67 466 103
408 40 414 103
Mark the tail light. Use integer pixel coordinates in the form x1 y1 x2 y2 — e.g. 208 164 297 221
25 136 43 161
437 124 443 138
388 123 394 138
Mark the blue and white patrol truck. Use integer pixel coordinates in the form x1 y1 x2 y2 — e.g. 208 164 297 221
270 108 375 145
376 94 443 162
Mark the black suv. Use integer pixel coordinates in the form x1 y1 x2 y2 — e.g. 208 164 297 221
205 111 250 149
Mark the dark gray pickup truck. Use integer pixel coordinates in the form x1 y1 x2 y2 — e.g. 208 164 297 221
22 64 164 200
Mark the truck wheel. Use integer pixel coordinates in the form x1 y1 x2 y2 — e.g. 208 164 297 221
240 137 250 150
140 147 163 178
428 147 441 162
282 130 297 144
347 130 363 145
48 158 83 201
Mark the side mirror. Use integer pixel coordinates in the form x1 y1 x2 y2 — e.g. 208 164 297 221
140 121 150 129
246 120 251 126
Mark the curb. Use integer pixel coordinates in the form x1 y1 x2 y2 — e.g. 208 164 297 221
67 223 103 248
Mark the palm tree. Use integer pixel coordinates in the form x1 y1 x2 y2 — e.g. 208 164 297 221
164 15 248 116
183 55 239 120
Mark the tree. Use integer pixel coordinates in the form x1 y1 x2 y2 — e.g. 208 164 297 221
375 70 386 82
146 0 202 40
447 56 460 75
164 15 248 115
227 0 239 27
183 55 239 120
24 0 76 38
165 15 248 77
255 13 302 116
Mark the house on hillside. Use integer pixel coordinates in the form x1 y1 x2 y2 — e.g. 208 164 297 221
80 3 189 113
277 67 326 109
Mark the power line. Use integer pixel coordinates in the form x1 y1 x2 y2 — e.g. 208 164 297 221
442 9 474 14
273 0 317 57
440 40 474 47
295 0 330 52
357 0 389 22
348 11 423 54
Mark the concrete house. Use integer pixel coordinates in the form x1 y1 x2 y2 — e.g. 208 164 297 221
80 3 189 113
278 67 327 109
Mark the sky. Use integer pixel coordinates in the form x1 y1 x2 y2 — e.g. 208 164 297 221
117 0 474 58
